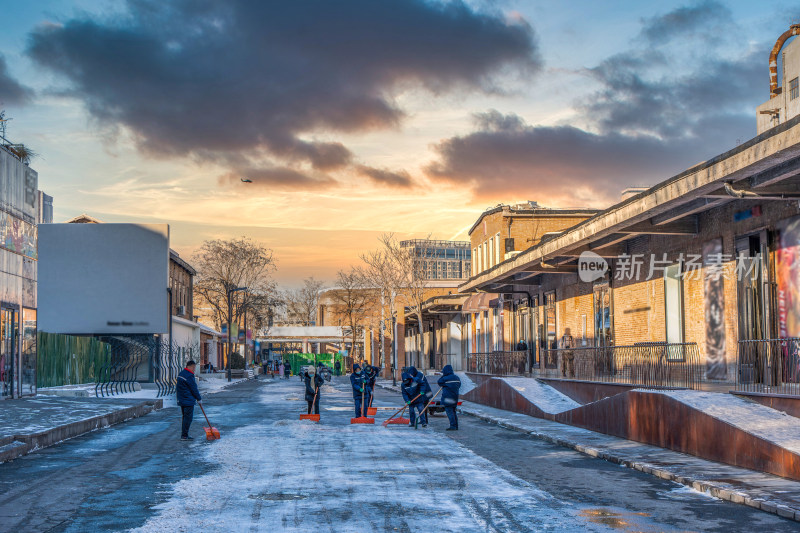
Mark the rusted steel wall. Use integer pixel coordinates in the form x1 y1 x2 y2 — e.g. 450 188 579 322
732 392 800 419
462 377 551 420
539 378 635 405
463 378 800 481
554 391 800 481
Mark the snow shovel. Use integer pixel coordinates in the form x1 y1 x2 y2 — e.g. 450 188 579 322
414 388 442 429
198 403 220 440
351 388 374 424
300 386 320 422
367 387 378 416
382 392 422 426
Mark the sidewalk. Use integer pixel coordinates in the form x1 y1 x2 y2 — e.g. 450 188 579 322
376 380 800 522
0 395 163 463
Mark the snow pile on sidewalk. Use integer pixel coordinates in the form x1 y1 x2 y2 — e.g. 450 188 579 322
501 377 580 414
644 389 800 454
455 372 476 395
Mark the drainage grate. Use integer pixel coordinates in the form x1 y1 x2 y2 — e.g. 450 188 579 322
248 492 307 501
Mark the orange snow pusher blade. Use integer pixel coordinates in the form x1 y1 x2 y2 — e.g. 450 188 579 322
203 426 221 440
367 407 378 416
383 417 410 426
299 414 320 422
199 404 220 440
350 417 375 424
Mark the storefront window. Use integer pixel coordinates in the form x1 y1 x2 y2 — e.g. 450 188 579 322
544 292 557 368
1 308 17 398
21 308 36 395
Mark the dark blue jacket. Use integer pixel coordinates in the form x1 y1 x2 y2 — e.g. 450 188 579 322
409 366 432 400
176 368 201 406
401 371 424 405
350 371 365 399
303 373 324 402
437 365 461 406
363 365 378 391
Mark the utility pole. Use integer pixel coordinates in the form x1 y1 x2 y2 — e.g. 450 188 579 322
392 315 397 386
379 288 385 370
226 286 247 382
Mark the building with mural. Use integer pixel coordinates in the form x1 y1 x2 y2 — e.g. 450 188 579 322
0 143 39 399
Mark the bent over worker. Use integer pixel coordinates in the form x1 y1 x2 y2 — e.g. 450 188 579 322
363 364 379 409
401 370 427 428
437 365 461 431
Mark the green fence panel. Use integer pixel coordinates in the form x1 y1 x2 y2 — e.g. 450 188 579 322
36 332 111 388
281 352 352 376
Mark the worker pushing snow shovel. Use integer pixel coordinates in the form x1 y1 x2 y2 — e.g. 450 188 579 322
400 367 431 428
300 366 323 421
350 364 374 424
364 364 379 416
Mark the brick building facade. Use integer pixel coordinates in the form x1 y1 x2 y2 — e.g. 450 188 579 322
456 115 800 386
470 202 597 276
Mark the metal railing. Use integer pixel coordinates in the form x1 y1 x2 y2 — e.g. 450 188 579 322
736 338 800 397
95 337 196 398
465 343 701 389
465 351 529 376
537 343 701 389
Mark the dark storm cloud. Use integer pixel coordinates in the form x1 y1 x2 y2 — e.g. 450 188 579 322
426 111 712 205
427 2 765 205
356 165 413 188
26 0 539 186
0 55 32 106
638 0 734 46
584 50 762 139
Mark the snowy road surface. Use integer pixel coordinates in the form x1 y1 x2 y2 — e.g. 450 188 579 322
0 377 797 532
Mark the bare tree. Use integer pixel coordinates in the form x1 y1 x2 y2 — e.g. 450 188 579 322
192 237 278 339
284 276 325 326
360 235 405 370
328 267 373 360
379 234 431 368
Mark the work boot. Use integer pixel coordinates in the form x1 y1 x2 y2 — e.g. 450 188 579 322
446 427 457 431
180 436 194 441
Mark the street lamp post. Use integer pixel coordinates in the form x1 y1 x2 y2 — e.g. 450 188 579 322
226 286 247 382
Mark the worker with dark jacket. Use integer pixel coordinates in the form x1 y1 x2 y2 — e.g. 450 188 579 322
283 360 291 379
410 366 432 427
363 364 378 409
334 359 342 376
350 364 366 417
176 360 202 441
401 370 427 427
409 366 432 400
437 365 461 430
303 366 324 415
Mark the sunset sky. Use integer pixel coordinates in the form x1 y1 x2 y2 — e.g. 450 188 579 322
0 0 793 287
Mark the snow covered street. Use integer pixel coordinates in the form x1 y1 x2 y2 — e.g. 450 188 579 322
1 377 798 532
133 378 581 532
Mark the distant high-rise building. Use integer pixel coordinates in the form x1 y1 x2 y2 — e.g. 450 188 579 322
37 191 53 224
400 239 471 281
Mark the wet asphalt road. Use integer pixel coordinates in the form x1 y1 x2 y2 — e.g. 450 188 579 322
0 377 796 532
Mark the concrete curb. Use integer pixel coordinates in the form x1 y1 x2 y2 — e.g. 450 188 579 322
458 405 800 523
0 398 163 464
